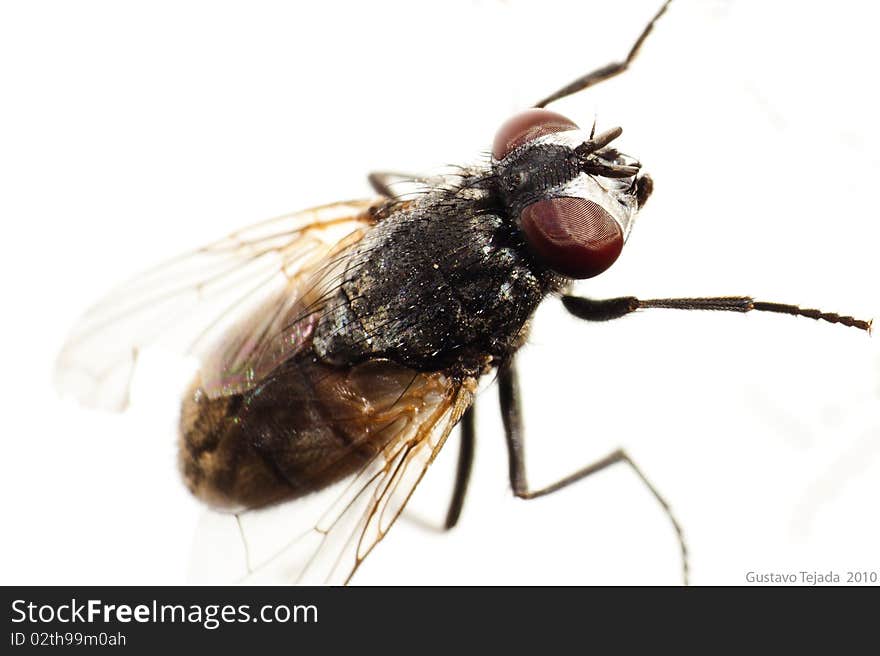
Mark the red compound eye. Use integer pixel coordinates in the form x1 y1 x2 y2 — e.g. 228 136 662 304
520 197 623 279
492 108 579 160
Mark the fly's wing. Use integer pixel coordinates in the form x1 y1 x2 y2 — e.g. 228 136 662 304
228 370 477 585
54 199 383 411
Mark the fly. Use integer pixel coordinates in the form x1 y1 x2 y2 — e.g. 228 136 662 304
54 0 871 585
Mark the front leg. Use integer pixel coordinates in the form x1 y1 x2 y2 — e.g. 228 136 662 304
561 295 871 332
534 0 673 108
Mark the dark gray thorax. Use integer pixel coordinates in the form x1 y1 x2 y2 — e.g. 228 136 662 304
312 188 558 376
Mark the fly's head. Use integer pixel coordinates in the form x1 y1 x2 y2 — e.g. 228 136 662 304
492 108 652 279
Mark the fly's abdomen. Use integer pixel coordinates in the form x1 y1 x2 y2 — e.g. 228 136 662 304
179 354 449 511
179 382 284 510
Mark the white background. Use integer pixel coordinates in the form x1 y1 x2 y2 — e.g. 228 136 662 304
2 0 879 586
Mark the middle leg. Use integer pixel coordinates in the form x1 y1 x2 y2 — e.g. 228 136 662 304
498 359 689 584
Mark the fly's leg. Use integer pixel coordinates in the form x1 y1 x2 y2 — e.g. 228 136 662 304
499 360 689 584
368 171 444 199
561 295 872 332
233 512 254 574
534 0 673 108
398 408 475 533
444 405 476 530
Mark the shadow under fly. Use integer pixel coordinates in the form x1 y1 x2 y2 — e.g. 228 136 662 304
54 0 873 585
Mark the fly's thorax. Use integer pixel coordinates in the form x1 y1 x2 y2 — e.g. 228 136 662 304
312 192 552 375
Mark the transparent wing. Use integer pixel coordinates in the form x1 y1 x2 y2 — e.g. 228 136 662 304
55 199 382 411
231 375 476 585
